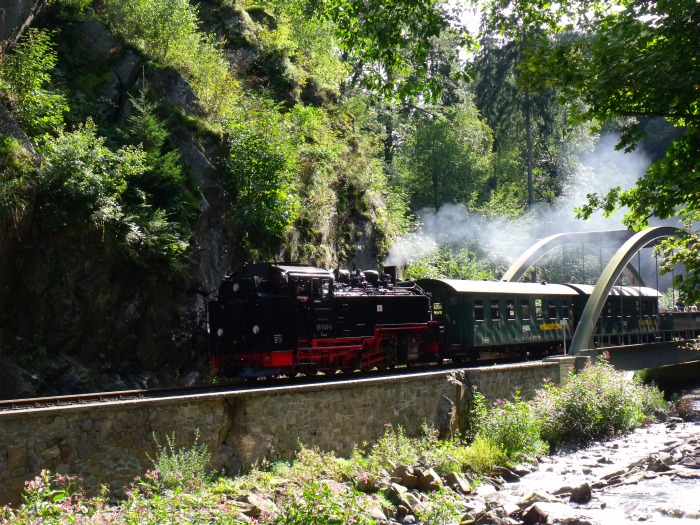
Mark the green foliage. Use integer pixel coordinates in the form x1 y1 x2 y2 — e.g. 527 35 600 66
272 446 354 485
0 469 100 524
360 424 421 475
243 0 350 100
120 91 195 215
515 0 700 301
416 488 465 525
533 357 666 448
117 207 191 272
459 434 509 474
463 387 488 443
393 101 493 211
475 391 549 463
148 430 212 489
54 0 94 20
472 33 590 208
0 135 36 222
35 119 146 231
0 28 69 136
304 0 467 101
222 118 300 246
267 478 374 525
101 0 241 121
404 245 497 281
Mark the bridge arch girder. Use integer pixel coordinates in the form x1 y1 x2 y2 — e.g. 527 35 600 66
569 226 679 355
501 230 645 285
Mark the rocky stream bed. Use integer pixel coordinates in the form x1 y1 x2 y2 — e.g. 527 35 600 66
459 392 700 525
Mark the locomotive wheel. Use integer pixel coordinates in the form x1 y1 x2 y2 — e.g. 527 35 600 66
300 365 318 376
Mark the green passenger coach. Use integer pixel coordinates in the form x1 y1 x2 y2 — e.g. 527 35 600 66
417 279 579 362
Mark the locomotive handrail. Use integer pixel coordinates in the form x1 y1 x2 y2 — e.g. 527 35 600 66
569 226 679 355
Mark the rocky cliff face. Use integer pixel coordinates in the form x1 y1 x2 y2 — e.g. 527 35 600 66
0 15 236 397
0 0 392 398
0 0 36 41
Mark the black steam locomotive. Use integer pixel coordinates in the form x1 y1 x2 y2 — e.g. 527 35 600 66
208 262 442 377
208 262 700 377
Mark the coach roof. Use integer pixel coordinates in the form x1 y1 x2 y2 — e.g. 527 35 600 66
418 279 577 296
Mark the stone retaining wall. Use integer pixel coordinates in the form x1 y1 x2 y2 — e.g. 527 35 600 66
0 357 576 504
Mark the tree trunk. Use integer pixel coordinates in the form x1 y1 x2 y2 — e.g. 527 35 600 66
525 84 533 208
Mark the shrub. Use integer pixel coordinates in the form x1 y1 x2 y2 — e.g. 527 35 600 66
100 0 241 121
463 386 488 443
277 446 354 485
475 391 548 463
0 469 102 524
359 424 421 476
416 488 465 525
222 122 300 245
0 28 69 136
533 358 665 448
148 430 212 489
0 134 36 222
265 478 375 525
36 119 146 231
459 434 508 474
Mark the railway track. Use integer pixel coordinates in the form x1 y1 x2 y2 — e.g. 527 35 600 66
0 357 529 413
0 382 256 412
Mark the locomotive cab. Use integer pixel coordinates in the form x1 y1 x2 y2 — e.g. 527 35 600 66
209 263 335 376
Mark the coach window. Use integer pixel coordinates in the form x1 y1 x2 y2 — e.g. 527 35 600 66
506 299 516 320
548 300 557 320
474 300 484 322
535 298 544 320
491 299 500 321
521 299 530 322
561 302 571 319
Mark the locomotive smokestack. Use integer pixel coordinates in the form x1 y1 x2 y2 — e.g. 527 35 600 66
383 265 398 284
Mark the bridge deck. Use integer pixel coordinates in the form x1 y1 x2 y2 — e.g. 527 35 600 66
579 340 700 370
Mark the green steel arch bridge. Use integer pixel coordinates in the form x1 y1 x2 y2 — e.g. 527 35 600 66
502 226 700 370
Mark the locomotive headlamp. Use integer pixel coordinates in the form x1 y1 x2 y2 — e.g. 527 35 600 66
217 328 224 337
253 325 260 334
233 283 240 292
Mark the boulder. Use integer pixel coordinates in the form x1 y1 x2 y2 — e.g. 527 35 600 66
569 483 592 504
391 465 418 489
445 471 472 494
522 504 548 525
492 466 521 483
415 467 442 492
517 491 560 507
238 492 275 518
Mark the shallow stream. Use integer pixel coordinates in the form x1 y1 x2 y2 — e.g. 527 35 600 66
481 391 700 524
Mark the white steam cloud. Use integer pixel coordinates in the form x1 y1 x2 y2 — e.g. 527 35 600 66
385 133 661 281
